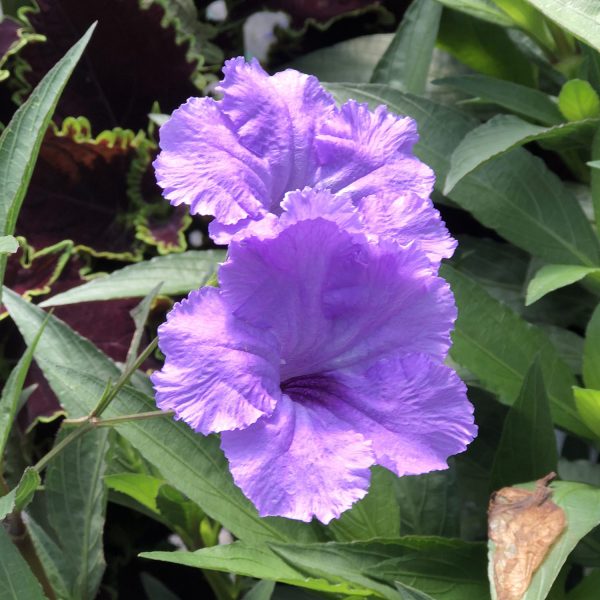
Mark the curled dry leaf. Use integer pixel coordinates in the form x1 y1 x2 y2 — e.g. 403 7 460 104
488 473 566 600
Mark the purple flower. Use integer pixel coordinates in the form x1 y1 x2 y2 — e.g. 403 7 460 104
153 57 454 265
152 190 476 523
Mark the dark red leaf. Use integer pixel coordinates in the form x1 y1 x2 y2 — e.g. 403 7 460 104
16 117 143 259
1 241 71 318
130 144 191 254
18 0 202 131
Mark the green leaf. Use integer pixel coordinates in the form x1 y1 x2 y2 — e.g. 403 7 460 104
559 79 600 121
437 9 535 86
441 265 589 436
0 467 41 519
0 235 18 254
327 84 600 267
270 538 489 600
590 125 600 234
40 250 225 306
244 580 276 600
397 470 460 537
104 472 163 513
492 0 556 50
432 0 513 26
0 315 48 456
329 466 400 541
24 515 71 600
524 0 600 53
444 114 598 193
490 359 558 490
566 569 600 599
583 303 600 389
433 74 563 124
125 283 162 372
526 264 600 305
288 34 391 83
573 387 600 438
45 427 110 600
0 24 95 300
371 0 442 93
0 527 45 600
141 542 374 597
140 572 181 600
3 287 318 544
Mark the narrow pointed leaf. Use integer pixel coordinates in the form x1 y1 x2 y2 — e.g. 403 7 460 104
431 0 513 26
573 387 600 439
0 527 45 599
526 264 600 305
124 283 162 372
45 427 110 600
40 250 225 306
244 580 276 600
524 0 600 52
433 75 563 125
445 115 598 194
370 0 441 93
269 538 488 600
24 515 71 600
0 467 41 519
583 303 600 389
0 316 48 455
0 24 94 299
490 359 558 490
141 542 372 597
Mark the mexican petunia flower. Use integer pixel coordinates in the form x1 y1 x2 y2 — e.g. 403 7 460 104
153 57 455 266
152 189 476 524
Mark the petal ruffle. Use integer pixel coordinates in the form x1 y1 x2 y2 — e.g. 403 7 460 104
326 353 477 476
152 287 281 435
220 394 374 523
218 58 336 206
153 97 271 224
154 58 336 229
219 217 456 379
358 192 457 265
315 101 435 202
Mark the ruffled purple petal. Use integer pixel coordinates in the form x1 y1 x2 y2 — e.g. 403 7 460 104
154 97 271 224
220 394 374 523
324 353 477 476
152 287 281 434
218 58 336 205
154 58 336 234
314 101 435 202
219 218 456 379
358 192 457 265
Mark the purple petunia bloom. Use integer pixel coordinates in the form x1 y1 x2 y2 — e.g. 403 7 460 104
152 190 476 524
153 57 455 265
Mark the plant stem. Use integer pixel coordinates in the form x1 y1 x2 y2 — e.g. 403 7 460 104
33 421 94 473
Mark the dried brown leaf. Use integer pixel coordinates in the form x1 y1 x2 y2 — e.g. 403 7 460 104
488 473 566 600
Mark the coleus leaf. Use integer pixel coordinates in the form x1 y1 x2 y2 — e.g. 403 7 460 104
16 0 204 131
0 16 42 81
129 141 192 254
16 117 143 260
1 239 71 318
